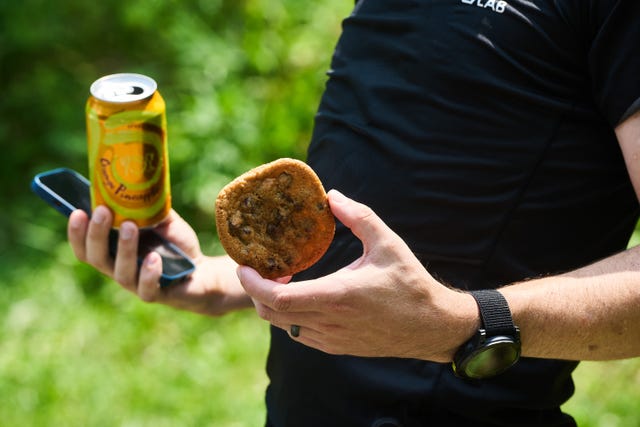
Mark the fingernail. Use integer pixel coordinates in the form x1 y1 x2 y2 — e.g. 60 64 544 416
236 265 257 282
92 207 107 225
236 265 246 281
120 223 134 241
69 214 82 230
329 189 347 203
145 253 158 266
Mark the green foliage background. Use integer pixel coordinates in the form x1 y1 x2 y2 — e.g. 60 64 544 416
0 1 638 426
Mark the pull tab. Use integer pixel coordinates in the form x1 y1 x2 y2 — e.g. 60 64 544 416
113 85 144 97
128 86 144 95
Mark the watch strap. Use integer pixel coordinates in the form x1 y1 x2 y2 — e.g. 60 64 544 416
469 289 516 336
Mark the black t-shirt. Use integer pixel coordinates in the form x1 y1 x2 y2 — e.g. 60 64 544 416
266 1 640 426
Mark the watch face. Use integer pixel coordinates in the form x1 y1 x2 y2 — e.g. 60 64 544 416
464 338 520 379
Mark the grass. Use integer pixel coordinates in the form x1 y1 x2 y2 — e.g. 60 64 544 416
0 244 270 427
563 359 640 427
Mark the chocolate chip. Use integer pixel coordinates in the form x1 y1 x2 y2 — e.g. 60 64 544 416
266 221 284 239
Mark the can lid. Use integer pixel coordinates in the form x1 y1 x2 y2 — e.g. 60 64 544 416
90 73 157 103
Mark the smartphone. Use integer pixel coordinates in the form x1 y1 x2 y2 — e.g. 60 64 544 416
31 168 195 287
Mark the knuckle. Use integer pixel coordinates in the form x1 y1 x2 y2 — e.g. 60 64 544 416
272 291 292 312
137 281 161 303
325 287 351 314
113 271 131 288
139 291 158 303
86 254 107 272
84 251 98 265
318 342 342 356
86 224 107 241
74 250 88 264
358 205 376 221
353 203 378 227
255 303 273 321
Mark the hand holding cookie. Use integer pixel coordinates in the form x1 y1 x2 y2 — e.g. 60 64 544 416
215 158 335 279
237 190 477 361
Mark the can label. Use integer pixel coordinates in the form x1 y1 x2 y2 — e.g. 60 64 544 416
86 74 171 228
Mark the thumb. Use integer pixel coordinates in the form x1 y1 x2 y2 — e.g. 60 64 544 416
327 189 389 249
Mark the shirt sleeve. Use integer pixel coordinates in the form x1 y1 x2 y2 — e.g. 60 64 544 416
588 0 640 127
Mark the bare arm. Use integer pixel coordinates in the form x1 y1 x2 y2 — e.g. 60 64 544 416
502 247 640 360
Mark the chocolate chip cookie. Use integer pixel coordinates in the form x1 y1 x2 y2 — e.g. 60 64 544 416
215 158 335 279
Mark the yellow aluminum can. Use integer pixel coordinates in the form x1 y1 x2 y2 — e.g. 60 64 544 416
86 73 171 228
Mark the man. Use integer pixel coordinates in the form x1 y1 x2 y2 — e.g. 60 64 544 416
68 0 640 425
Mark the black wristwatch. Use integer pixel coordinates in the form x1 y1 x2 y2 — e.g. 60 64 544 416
452 289 521 380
